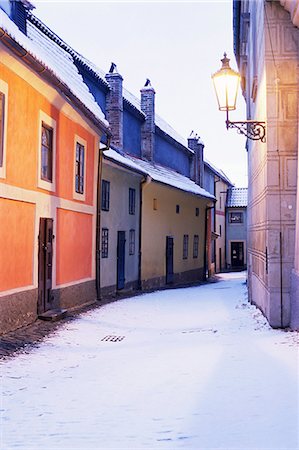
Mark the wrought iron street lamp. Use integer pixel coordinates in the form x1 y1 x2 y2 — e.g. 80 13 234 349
212 53 266 142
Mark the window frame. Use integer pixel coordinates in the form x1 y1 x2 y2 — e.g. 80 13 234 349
101 179 110 211
101 228 109 258
193 234 199 259
38 111 56 192
229 211 243 224
0 80 8 179
129 229 135 255
129 187 136 215
183 234 189 260
73 135 87 201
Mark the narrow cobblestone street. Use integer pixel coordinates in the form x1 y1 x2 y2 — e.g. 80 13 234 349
1 272 298 450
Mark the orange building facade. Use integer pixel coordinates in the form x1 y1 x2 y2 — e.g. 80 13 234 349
0 16 108 334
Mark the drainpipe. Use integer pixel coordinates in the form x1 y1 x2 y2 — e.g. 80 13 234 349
96 137 111 300
138 175 152 290
204 204 215 281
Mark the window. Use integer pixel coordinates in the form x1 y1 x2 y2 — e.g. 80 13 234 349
195 207 199 217
129 229 135 255
38 111 56 191
0 92 4 168
0 80 8 179
219 225 222 236
129 188 136 215
101 228 109 258
183 234 189 259
41 123 53 182
176 204 180 214
229 211 243 223
101 180 110 211
193 235 199 258
153 198 157 210
75 141 85 195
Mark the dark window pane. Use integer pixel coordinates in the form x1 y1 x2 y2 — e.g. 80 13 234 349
129 188 136 215
183 234 189 259
129 229 135 255
101 180 110 211
193 235 199 258
75 142 85 194
229 212 243 223
41 123 53 182
0 92 5 167
101 228 109 258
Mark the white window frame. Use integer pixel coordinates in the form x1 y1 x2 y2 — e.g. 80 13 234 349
73 134 87 201
37 111 56 192
0 79 8 179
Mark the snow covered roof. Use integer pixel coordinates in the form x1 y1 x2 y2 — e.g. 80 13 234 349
0 10 108 131
104 148 215 201
226 187 248 207
204 159 234 186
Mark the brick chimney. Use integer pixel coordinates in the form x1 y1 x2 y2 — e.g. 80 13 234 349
188 131 204 187
140 79 155 161
105 63 123 150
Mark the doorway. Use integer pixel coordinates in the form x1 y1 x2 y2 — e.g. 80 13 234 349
166 236 174 284
231 242 244 268
117 231 126 290
38 218 54 314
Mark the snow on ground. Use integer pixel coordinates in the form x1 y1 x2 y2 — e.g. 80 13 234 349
1 272 298 450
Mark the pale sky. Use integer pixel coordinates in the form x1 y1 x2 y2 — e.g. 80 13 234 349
34 0 248 187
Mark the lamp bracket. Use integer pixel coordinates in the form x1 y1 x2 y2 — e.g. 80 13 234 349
226 119 266 142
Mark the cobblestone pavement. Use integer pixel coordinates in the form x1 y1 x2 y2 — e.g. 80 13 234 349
0 302 102 359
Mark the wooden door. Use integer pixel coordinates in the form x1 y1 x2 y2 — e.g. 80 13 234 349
231 242 244 268
166 236 174 284
38 218 54 314
117 231 126 290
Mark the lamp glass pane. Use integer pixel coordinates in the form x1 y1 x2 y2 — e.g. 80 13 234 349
213 71 240 111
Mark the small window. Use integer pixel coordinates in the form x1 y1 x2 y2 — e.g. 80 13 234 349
101 180 110 211
183 234 189 259
176 204 180 214
101 228 109 258
229 212 243 223
219 225 222 236
195 207 199 217
129 229 135 255
75 142 85 194
153 198 157 210
193 235 199 258
41 122 53 182
129 188 136 215
0 92 5 168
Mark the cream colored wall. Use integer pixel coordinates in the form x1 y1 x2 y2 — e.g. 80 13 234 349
141 182 207 283
100 162 142 289
215 179 228 271
243 1 298 327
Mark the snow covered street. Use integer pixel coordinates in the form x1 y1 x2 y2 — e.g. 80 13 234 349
1 272 298 450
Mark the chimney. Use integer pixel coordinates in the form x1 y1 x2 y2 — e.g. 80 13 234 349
140 79 155 161
105 63 123 150
188 131 204 187
9 0 35 35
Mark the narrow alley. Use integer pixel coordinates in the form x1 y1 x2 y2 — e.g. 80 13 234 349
1 272 298 450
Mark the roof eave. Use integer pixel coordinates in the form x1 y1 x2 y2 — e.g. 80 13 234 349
0 27 110 136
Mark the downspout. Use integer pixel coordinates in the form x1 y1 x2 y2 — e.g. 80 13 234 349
96 137 111 300
204 204 215 281
138 175 152 290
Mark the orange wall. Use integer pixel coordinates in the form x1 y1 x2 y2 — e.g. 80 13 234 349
0 62 95 205
0 199 35 291
56 208 92 285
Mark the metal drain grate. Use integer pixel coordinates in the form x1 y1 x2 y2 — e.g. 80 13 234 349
101 335 125 342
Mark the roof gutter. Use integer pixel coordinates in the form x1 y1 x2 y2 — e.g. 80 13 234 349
0 27 111 137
